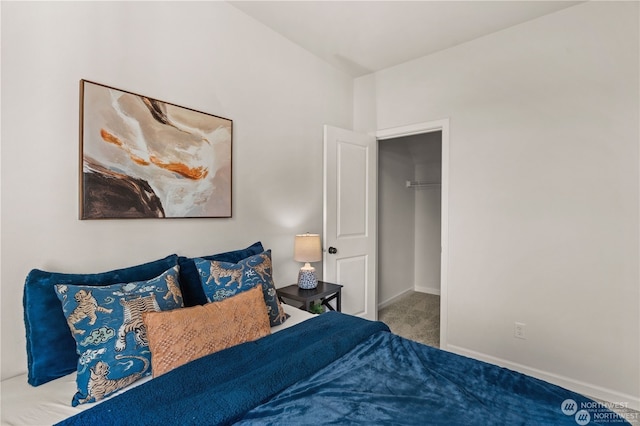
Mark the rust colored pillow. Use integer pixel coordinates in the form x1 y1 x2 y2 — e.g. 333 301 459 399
143 285 270 377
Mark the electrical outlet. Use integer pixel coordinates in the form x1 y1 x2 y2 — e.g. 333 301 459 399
514 322 526 339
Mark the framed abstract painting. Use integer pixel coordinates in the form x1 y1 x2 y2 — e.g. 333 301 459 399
79 80 232 219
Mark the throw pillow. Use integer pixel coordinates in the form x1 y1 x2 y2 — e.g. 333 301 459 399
143 285 270 377
23 253 179 386
53 265 183 406
194 250 289 326
178 241 264 306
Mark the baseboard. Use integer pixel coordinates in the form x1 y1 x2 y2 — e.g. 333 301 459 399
414 285 440 296
378 288 414 310
378 285 440 309
446 344 640 411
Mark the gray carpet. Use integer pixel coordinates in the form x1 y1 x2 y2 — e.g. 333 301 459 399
378 291 440 348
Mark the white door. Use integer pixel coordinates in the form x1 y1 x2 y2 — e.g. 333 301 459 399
323 125 377 320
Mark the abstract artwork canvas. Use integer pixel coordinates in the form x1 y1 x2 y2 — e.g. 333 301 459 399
80 80 232 219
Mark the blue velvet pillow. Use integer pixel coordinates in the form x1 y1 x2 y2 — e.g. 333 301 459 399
54 265 184 406
194 250 289 326
178 242 264 307
23 254 178 386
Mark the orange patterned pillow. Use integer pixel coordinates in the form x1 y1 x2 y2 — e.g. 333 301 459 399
143 285 270 377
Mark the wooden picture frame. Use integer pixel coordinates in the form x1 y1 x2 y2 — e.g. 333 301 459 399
79 80 232 219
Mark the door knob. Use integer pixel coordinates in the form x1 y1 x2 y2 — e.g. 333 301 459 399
328 247 337 254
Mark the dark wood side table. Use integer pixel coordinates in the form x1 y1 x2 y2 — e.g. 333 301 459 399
276 281 343 313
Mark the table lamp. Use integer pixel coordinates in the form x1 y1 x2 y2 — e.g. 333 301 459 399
294 233 322 289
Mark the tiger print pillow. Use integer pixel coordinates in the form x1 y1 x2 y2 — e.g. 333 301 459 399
194 249 289 326
54 265 184 406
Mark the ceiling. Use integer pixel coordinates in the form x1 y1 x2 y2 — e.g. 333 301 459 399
229 1 582 77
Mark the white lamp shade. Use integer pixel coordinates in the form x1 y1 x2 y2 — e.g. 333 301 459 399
294 234 322 263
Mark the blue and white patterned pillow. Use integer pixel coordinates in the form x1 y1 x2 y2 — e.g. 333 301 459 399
54 265 183 406
194 250 289 326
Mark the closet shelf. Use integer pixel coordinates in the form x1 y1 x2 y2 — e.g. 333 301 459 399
406 180 441 189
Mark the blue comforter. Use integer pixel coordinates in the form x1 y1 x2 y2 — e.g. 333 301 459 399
237 331 629 425
57 312 388 426
58 312 630 425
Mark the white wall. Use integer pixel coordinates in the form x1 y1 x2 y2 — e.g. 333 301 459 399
377 141 415 306
1 1 353 380
363 1 640 406
413 183 441 295
413 134 442 295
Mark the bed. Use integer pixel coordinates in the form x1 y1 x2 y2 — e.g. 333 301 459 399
1 303 314 425
2 243 632 425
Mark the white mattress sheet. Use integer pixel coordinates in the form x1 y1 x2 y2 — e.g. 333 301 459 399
1 304 315 426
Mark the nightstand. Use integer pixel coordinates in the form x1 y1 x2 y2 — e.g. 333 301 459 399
276 281 343 313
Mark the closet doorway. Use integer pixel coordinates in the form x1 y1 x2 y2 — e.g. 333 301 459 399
376 121 448 348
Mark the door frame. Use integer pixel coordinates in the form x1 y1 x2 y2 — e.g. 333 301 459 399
375 119 450 348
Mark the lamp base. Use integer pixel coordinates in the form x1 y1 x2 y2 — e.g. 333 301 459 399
297 268 318 289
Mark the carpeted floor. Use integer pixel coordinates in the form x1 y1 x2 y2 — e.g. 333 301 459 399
378 291 440 348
